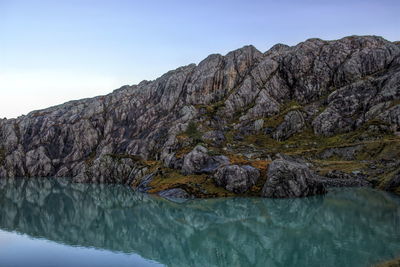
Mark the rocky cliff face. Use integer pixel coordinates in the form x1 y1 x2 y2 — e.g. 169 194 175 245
1 35 399 197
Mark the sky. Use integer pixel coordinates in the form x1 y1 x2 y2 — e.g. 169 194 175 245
0 0 399 118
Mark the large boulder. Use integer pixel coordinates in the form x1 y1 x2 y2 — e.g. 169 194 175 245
214 165 260 193
261 157 326 198
312 107 351 136
182 145 229 174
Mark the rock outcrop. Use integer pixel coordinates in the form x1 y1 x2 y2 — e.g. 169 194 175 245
0 35 400 196
213 165 260 193
261 157 326 198
272 110 306 141
181 145 229 174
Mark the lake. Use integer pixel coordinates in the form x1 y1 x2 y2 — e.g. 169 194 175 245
0 177 399 267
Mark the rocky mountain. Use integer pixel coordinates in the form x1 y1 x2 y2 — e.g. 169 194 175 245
1 35 400 198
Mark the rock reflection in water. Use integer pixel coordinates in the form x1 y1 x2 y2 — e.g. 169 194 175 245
0 178 400 267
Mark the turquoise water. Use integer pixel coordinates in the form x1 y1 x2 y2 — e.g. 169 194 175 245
0 178 399 267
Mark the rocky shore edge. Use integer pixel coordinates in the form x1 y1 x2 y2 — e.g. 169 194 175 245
114 149 374 200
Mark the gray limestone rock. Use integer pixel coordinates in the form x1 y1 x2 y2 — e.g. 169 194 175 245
261 157 326 198
202 130 226 146
379 104 400 133
213 165 260 193
0 35 399 195
72 154 144 184
321 170 371 187
273 110 305 140
318 145 362 161
181 145 229 175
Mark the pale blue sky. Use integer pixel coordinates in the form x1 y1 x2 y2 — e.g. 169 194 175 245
1 0 399 118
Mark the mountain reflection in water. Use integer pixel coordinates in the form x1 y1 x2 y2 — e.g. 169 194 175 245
0 177 400 267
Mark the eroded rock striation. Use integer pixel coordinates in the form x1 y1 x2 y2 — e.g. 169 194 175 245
0 35 400 197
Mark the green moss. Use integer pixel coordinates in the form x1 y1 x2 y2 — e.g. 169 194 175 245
312 160 366 175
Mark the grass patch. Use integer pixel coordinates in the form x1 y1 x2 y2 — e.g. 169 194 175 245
243 134 281 149
356 138 400 161
312 160 366 175
239 120 399 159
227 154 270 172
147 168 235 198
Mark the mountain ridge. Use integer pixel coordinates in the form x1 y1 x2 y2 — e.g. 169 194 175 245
1 35 400 198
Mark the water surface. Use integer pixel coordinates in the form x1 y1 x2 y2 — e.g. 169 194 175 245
0 178 399 267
